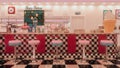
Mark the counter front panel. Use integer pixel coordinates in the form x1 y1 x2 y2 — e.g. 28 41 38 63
0 34 117 59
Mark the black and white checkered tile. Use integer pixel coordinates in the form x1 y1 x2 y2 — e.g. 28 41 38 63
0 59 120 68
0 34 118 59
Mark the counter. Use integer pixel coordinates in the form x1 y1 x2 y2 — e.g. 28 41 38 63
0 33 117 59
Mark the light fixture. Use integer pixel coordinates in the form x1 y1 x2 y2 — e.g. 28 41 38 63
82 2 86 5
29 2 32 5
2 2 7 5
20 2 24 5
37 3 41 5
102 2 106 5
64 2 67 5
46 2 50 5
73 2 77 5
111 2 115 5
11 2 15 5
91 2 95 5
55 2 58 5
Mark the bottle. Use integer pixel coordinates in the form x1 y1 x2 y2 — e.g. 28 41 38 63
32 27 35 32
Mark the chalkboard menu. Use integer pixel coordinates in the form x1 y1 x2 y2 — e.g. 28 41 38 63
24 10 44 25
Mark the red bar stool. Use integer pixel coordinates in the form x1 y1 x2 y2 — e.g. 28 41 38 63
51 39 63 62
28 40 40 62
9 40 21 62
79 40 90 61
100 40 114 62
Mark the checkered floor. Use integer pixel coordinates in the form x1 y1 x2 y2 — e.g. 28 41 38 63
0 59 120 68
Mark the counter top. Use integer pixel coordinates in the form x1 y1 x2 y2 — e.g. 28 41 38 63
0 32 117 34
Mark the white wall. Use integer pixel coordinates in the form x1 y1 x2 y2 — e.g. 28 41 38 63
0 4 120 31
0 3 120 46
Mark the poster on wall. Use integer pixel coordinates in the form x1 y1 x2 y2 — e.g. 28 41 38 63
115 9 120 19
103 10 112 20
24 10 44 25
8 6 15 14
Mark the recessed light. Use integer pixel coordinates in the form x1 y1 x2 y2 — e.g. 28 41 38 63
20 2 24 5
64 2 67 5
11 2 15 4
2 2 7 5
29 2 32 5
46 2 50 5
91 2 95 5
74 2 77 5
82 2 86 5
37 3 41 5
55 2 58 5
111 2 115 5
102 2 106 5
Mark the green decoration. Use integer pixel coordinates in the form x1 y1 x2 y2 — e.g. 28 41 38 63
24 10 44 25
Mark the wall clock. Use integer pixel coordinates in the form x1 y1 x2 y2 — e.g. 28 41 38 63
8 6 15 14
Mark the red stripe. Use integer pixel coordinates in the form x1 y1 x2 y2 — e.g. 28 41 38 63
98 34 107 54
67 34 76 53
4 34 14 54
36 34 46 53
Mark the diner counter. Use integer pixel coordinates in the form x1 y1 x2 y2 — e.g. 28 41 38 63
0 33 117 59
0 32 117 34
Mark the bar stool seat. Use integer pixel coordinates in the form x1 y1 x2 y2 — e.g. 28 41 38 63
51 39 63 62
79 40 90 45
28 40 40 62
9 40 22 62
28 40 40 45
100 40 114 61
51 40 63 47
79 40 90 61
100 40 113 46
9 40 21 46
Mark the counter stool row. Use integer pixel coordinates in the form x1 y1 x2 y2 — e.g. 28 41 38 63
4 39 114 63
79 40 114 62
8 40 40 63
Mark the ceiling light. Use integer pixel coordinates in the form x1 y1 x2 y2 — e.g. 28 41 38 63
20 2 24 5
111 2 115 5
91 2 95 5
37 3 41 5
74 2 77 5
64 2 67 5
2 2 7 5
29 2 32 5
11 2 15 4
102 2 106 5
82 2 86 5
55 2 58 5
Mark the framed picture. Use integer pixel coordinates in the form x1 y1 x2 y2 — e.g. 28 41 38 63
103 10 112 20
24 10 44 25
115 9 120 19
8 6 15 14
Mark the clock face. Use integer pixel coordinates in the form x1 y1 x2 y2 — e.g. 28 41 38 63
8 6 15 14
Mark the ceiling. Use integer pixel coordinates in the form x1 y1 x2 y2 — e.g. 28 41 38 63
0 0 120 2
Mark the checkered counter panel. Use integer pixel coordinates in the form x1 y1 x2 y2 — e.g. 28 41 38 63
0 34 118 59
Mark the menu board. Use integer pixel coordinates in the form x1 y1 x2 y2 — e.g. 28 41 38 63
24 10 44 25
